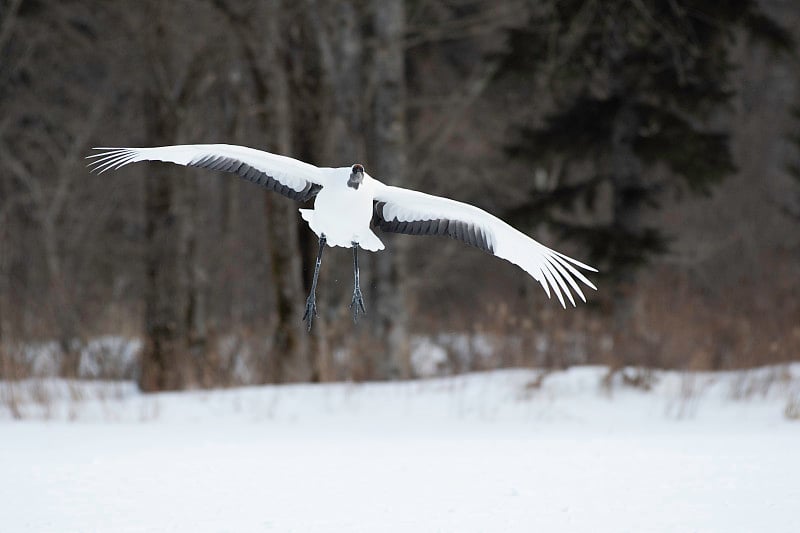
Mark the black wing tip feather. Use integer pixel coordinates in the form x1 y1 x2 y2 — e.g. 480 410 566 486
88 150 321 202
373 201 495 254
189 154 320 202
372 202 598 305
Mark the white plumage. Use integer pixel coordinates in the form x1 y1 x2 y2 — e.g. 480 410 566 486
88 143 597 314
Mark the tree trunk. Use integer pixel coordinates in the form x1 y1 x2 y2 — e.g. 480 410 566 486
609 101 643 333
181 175 209 382
305 0 369 381
608 24 645 368
211 0 311 383
264 194 310 382
138 7 189 392
42 215 82 378
368 0 411 379
0 187 7 372
218 92 241 330
260 3 311 383
140 101 187 391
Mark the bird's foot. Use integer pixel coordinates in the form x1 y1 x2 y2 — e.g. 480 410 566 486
303 293 317 332
349 287 366 323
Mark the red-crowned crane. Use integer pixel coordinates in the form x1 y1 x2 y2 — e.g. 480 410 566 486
89 144 597 331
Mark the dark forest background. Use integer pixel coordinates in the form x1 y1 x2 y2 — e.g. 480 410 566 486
1 0 798 391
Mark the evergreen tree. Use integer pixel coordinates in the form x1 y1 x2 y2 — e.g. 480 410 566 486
500 1 792 284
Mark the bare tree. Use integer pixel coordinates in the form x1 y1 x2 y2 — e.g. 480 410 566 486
214 0 312 383
0 0 115 375
138 2 192 391
262 25 313 383
368 0 411 378
0 173 8 357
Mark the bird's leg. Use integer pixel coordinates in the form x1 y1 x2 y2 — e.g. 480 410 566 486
349 242 366 323
303 234 326 332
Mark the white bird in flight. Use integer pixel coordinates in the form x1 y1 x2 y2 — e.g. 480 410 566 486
88 144 597 330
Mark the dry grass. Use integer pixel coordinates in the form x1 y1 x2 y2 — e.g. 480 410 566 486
1 381 22 419
729 366 793 401
416 253 799 375
1 253 797 390
785 394 800 421
631 261 800 371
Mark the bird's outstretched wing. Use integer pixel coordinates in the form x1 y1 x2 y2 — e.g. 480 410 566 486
372 182 597 307
88 144 325 202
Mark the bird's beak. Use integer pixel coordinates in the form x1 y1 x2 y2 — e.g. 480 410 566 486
348 169 364 189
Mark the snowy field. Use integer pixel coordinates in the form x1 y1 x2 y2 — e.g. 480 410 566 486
2 366 800 533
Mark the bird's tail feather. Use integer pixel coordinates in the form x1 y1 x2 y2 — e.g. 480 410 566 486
358 230 385 252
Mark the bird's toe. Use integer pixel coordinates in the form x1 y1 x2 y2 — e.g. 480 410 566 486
303 295 317 331
349 289 366 323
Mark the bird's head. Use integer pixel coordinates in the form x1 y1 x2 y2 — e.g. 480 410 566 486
348 164 365 190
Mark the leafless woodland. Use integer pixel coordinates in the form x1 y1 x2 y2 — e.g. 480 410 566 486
1 0 798 390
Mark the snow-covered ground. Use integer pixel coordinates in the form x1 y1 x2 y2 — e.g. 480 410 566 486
2 366 799 532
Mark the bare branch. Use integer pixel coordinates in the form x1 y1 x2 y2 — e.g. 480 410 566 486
412 59 501 177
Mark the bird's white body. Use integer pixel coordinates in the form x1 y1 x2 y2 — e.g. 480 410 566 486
88 143 598 308
300 169 385 251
